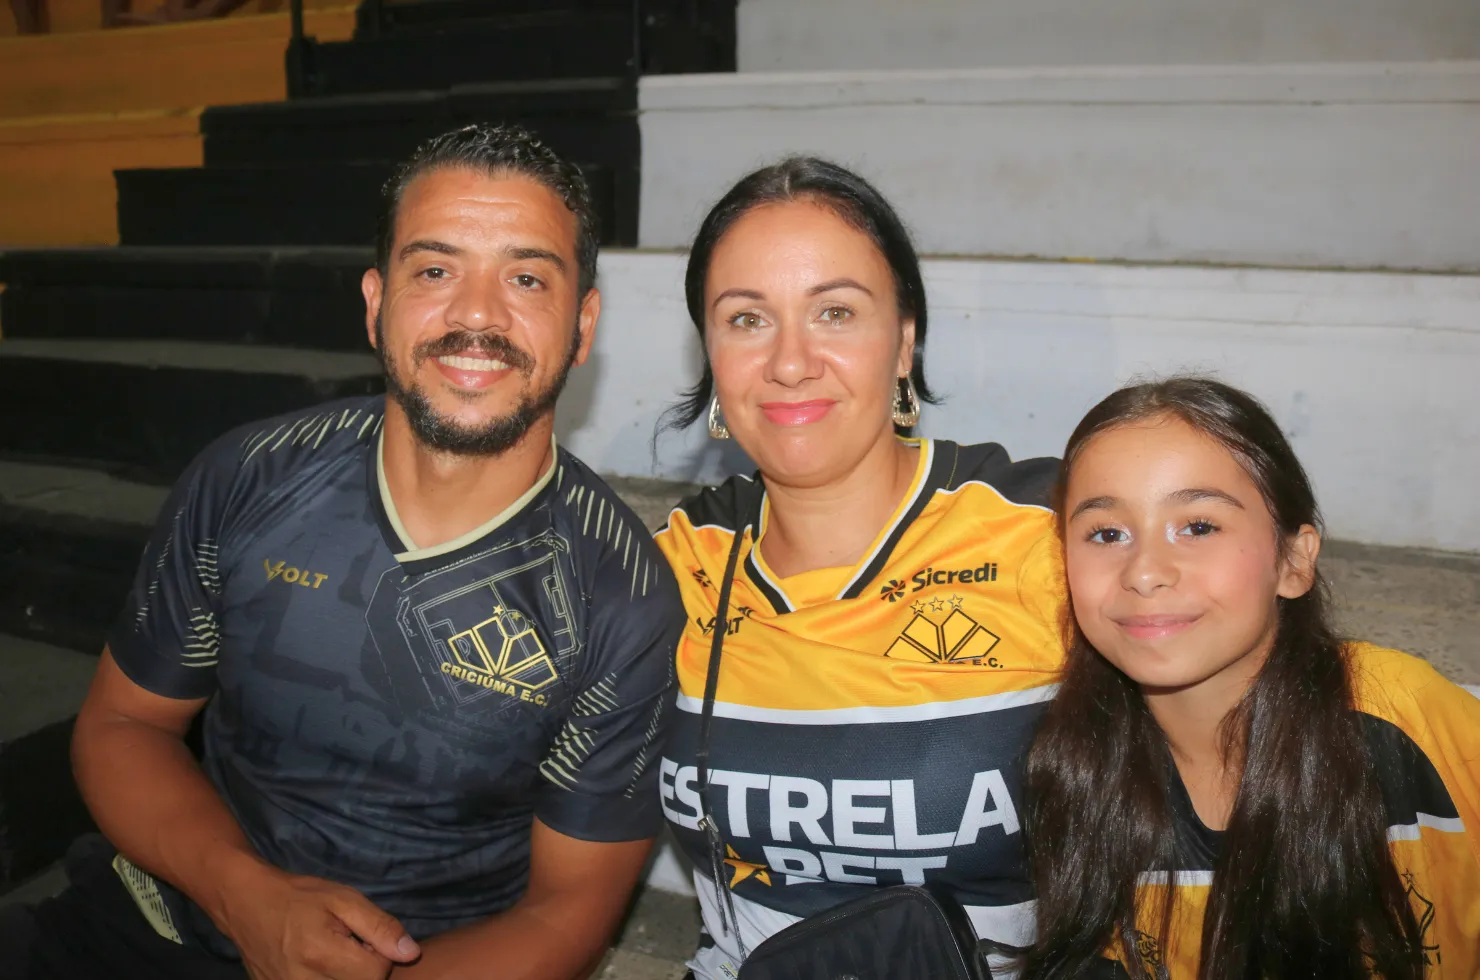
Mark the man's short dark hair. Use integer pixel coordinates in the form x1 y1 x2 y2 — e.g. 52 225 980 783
375 123 600 296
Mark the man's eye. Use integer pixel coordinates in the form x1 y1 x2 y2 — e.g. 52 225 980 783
514 274 543 289
1087 526 1127 545
419 267 448 281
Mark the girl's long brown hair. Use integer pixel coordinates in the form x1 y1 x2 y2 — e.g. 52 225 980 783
1021 377 1423 980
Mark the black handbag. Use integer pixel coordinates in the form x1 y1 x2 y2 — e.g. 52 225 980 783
736 884 997 980
695 516 1002 980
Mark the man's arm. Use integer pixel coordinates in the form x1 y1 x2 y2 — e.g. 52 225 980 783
73 649 419 980
397 820 653 979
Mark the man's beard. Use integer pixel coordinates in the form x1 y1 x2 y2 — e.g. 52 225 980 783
376 312 582 456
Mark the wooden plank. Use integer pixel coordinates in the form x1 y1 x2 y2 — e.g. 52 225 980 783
0 109 202 246
0 0 348 38
0 7 356 117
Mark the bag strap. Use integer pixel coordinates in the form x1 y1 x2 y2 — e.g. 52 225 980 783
694 512 751 958
695 517 746 805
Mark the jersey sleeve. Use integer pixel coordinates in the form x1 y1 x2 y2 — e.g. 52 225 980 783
535 547 683 842
107 437 238 700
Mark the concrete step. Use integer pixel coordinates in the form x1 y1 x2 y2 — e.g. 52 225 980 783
0 339 383 481
0 246 372 349
0 635 99 889
0 460 164 651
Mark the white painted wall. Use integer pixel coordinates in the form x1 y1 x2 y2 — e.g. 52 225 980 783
557 251 1480 553
638 62 1480 273
737 0 1480 72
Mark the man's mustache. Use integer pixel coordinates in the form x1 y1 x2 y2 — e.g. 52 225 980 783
413 331 534 373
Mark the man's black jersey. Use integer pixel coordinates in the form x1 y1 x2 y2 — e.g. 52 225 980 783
107 395 682 949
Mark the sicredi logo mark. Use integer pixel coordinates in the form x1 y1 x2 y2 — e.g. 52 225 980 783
910 561 998 591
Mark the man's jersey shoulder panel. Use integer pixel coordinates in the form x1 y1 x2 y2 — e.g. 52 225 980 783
548 447 683 609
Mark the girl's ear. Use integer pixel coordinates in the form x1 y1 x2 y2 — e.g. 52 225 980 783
1277 524 1322 600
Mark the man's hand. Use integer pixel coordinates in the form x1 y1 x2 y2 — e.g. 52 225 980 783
218 863 421 980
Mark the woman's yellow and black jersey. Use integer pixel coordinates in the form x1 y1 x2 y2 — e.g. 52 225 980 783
1106 644 1480 979
653 438 1066 980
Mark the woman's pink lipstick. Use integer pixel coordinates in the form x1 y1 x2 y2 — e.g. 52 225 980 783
760 400 836 425
1115 614 1201 640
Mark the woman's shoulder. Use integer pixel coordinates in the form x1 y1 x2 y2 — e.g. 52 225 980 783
934 439 1061 511
654 476 757 544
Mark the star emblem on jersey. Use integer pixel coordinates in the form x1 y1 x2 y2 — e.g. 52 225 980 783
723 845 772 888
886 600 1002 666
879 579 907 602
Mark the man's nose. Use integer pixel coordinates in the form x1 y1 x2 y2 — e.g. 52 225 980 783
444 272 510 332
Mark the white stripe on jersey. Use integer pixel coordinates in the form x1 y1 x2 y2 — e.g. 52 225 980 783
674 683 1058 727
1388 812 1467 841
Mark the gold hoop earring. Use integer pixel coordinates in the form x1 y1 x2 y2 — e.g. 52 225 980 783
707 396 731 440
892 376 921 428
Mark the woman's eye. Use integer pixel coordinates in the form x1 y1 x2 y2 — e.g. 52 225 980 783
1087 527 1127 545
729 313 765 330
819 306 852 323
1181 520 1218 537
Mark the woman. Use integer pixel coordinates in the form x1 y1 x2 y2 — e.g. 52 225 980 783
1024 377 1480 979
652 157 1066 979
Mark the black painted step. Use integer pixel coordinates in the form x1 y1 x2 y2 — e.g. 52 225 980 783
349 0 736 76
115 159 625 248
358 0 632 37
0 462 162 653
202 79 637 168
305 19 632 96
0 634 101 890
0 247 371 349
0 339 383 482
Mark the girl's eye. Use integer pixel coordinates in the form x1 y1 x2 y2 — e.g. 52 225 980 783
1180 519 1219 537
1087 526 1128 545
728 312 765 330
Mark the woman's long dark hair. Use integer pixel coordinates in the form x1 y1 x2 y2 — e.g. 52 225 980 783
1022 377 1423 980
657 156 938 435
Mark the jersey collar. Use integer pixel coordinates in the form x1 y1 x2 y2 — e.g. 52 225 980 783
374 430 559 566
744 438 960 614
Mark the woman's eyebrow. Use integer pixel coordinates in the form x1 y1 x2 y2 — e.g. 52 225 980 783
712 287 765 309
808 277 873 297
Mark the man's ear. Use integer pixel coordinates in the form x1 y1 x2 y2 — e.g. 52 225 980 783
1277 523 1322 600
572 287 601 368
362 268 384 351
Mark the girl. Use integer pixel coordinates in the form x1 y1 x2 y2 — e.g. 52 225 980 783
1024 376 1480 979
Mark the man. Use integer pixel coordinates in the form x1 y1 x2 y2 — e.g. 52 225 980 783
3 124 683 980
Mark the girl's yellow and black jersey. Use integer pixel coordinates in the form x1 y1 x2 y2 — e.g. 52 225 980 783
1107 644 1480 979
653 438 1066 980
